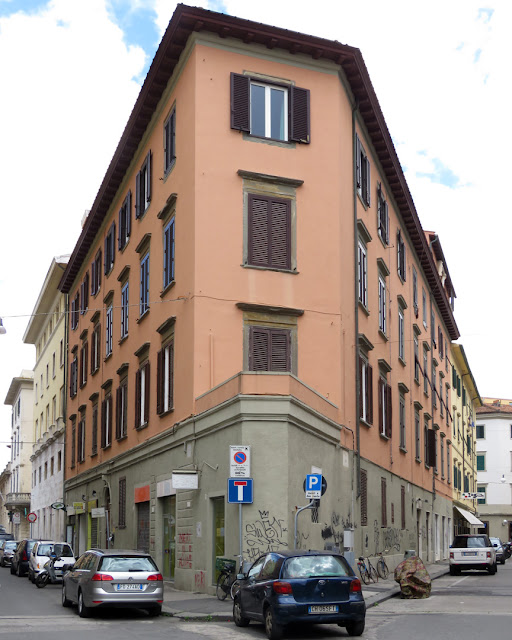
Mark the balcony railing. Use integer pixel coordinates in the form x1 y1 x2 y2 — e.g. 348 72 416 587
5 492 31 509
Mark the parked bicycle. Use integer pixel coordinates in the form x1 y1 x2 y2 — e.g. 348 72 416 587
376 551 389 580
357 556 378 585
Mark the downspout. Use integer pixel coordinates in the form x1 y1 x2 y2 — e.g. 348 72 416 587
352 100 361 504
62 292 69 541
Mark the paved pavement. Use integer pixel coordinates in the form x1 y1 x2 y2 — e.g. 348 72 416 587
162 560 450 620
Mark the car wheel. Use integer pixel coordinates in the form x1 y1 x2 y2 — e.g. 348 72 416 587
264 607 283 640
16 562 23 577
501 558 506 565
488 563 496 575
146 605 162 617
346 620 366 637
10 563 15 575
233 598 250 627
449 566 456 576
62 584 72 607
78 591 91 618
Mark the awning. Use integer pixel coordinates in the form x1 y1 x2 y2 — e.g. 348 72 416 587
455 506 484 526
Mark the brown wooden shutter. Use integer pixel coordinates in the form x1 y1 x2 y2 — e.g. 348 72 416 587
101 400 106 449
135 170 141 219
381 478 387 527
365 158 371 206
270 199 291 270
126 190 131 238
358 357 363 419
104 236 109 274
360 469 368 526
135 369 141 428
71 420 76 468
156 349 164 415
289 86 310 143
367 364 373 425
248 195 269 267
168 342 174 410
108 395 113 444
401 485 406 529
146 151 152 203
378 378 383 434
249 327 269 371
270 329 291 372
119 477 126 527
230 72 250 132
91 259 96 295
118 205 124 250
385 383 392 438
144 362 150 424
355 136 361 189
427 429 436 467
115 386 121 440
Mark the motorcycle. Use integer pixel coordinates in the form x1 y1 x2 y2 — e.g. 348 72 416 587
35 553 73 589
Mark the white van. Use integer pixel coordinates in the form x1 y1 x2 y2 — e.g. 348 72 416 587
28 541 76 582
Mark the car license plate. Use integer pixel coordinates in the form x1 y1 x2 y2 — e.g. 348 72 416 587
463 552 477 556
308 605 339 614
117 583 143 591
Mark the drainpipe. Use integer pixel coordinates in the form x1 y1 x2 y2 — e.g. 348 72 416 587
62 292 69 542
351 100 362 556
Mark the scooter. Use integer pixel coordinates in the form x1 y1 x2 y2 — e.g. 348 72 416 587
35 553 73 588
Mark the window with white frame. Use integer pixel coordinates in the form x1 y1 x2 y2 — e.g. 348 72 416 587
163 218 175 289
422 288 427 328
414 334 420 382
121 282 129 339
135 151 152 218
399 394 406 449
250 82 288 141
135 361 150 429
378 377 392 438
140 252 150 316
358 240 368 307
439 377 444 417
432 365 437 407
164 107 176 174
377 183 389 244
447 443 451 483
415 409 421 460
397 230 406 281
116 378 128 440
359 355 373 425
157 340 174 415
423 347 429 395
476 424 485 439
106 304 113 357
378 276 386 335
398 307 405 361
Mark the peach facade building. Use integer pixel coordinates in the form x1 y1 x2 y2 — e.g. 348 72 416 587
59 5 461 591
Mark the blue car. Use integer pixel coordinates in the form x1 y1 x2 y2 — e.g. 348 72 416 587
233 550 365 639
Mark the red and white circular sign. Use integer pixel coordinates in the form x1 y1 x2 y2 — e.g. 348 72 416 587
27 512 37 523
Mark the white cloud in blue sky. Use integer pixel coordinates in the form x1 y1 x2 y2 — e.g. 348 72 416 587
0 0 511 467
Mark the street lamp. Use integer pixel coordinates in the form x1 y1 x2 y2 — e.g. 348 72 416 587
0 318 6 334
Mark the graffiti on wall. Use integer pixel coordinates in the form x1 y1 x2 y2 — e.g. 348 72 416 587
244 510 288 560
372 519 407 554
194 570 206 590
320 511 355 548
177 530 193 569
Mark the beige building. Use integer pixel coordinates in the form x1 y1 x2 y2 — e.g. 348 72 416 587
3 371 34 539
23 256 69 541
450 344 482 535
0 463 12 531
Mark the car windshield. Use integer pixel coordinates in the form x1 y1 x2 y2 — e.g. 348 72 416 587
281 555 350 579
452 536 488 549
490 538 502 547
98 556 157 572
5 541 17 550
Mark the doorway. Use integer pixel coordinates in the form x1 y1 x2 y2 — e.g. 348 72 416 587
162 495 176 580
212 497 225 583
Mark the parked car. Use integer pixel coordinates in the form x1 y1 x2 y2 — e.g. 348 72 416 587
449 534 497 575
0 539 18 567
232 550 366 639
62 549 163 618
0 532 14 542
10 539 38 577
490 537 506 565
28 541 76 582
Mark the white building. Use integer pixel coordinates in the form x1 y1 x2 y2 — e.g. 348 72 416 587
475 401 512 542
23 256 69 542
3 370 34 539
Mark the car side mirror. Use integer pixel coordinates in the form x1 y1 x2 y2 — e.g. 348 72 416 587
493 543 498 547
237 573 245 580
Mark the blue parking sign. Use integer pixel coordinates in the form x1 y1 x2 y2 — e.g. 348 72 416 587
305 474 322 498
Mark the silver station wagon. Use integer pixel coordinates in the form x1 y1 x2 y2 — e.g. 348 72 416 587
62 549 163 617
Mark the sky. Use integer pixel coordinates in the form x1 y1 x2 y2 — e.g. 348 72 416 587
0 0 509 471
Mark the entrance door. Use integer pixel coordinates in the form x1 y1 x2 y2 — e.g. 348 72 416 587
162 496 176 579
137 502 150 553
434 514 440 561
416 510 422 559
212 497 225 583
426 512 430 562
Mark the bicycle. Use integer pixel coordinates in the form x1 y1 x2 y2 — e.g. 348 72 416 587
230 555 251 599
216 557 237 600
357 556 377 584
376 551 389 580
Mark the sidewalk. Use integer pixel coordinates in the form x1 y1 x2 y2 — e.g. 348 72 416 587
162 560 450 620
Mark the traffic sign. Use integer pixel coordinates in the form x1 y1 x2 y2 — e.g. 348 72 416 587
27 512 37 523
228 478 253 503
304 474 327 499
12 512 20 525
230 445 251 477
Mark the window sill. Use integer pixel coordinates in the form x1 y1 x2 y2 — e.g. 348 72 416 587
415 457 421 464
356 189 370 210
137 310 150 324
158 408 174 418
399 356 406 367
136 422 148 431
105 266 114 278
358 301 370 316
414 377 420 386
91 452 98 458
242 132 296 149
102 444 112 451
119 241 129 254
116 435 128 442
163 159 176 182
118 334 129 346
378 329 388 342
91 367 99 377
160 280 176 298
136 206 150 222
399 446 407 454
360 418 372 428
377 233 389 249
380 433 390 441
242 264 298 275
104 353 113 362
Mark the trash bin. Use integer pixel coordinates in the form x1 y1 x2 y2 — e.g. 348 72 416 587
404 549 416 559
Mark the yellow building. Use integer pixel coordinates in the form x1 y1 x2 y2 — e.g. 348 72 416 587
450 344 482 535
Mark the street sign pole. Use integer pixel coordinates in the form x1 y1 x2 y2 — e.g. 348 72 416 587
294 501 315 549
239 503 243 570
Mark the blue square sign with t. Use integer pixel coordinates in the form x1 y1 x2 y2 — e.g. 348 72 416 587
228 478 254 503
305 474 322 498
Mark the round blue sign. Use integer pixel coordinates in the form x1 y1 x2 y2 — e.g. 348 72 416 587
234 451 247 464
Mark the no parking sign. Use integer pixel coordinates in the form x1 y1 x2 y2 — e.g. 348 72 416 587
229 445 251 477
